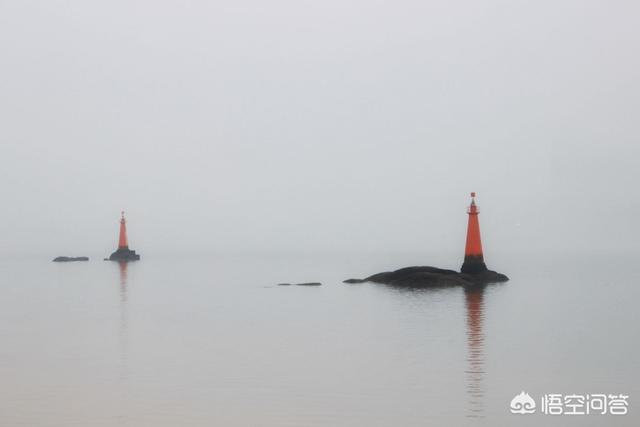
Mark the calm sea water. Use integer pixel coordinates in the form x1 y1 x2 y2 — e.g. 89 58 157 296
0 251 638 426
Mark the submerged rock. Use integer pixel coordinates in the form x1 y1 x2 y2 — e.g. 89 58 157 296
277 282 322 286
53 256 89 262
344 266 508 287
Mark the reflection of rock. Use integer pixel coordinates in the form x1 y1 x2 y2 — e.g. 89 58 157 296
107 248 140 261
343 266 508 287
52 256 89 262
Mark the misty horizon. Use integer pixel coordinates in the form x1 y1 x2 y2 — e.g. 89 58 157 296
1 1 638 257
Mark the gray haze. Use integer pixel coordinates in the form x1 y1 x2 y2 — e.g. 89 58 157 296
1 0 638 257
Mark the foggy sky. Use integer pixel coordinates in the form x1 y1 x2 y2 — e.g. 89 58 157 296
1 0 638 257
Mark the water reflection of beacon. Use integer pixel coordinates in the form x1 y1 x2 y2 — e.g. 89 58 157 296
461 192 487 274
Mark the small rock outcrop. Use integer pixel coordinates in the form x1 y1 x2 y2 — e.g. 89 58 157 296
53 256 89 262
344 266 508 287
277 282 322 287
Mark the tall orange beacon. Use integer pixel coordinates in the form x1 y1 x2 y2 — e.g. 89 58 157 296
118 211 129 249
461 192 488 274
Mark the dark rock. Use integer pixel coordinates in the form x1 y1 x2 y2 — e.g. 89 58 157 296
108 248 140 261
344 265 508 287
277 282 322 286
387 271 473 287
53 256 89 262
365 266 460 284
461 269 509 283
